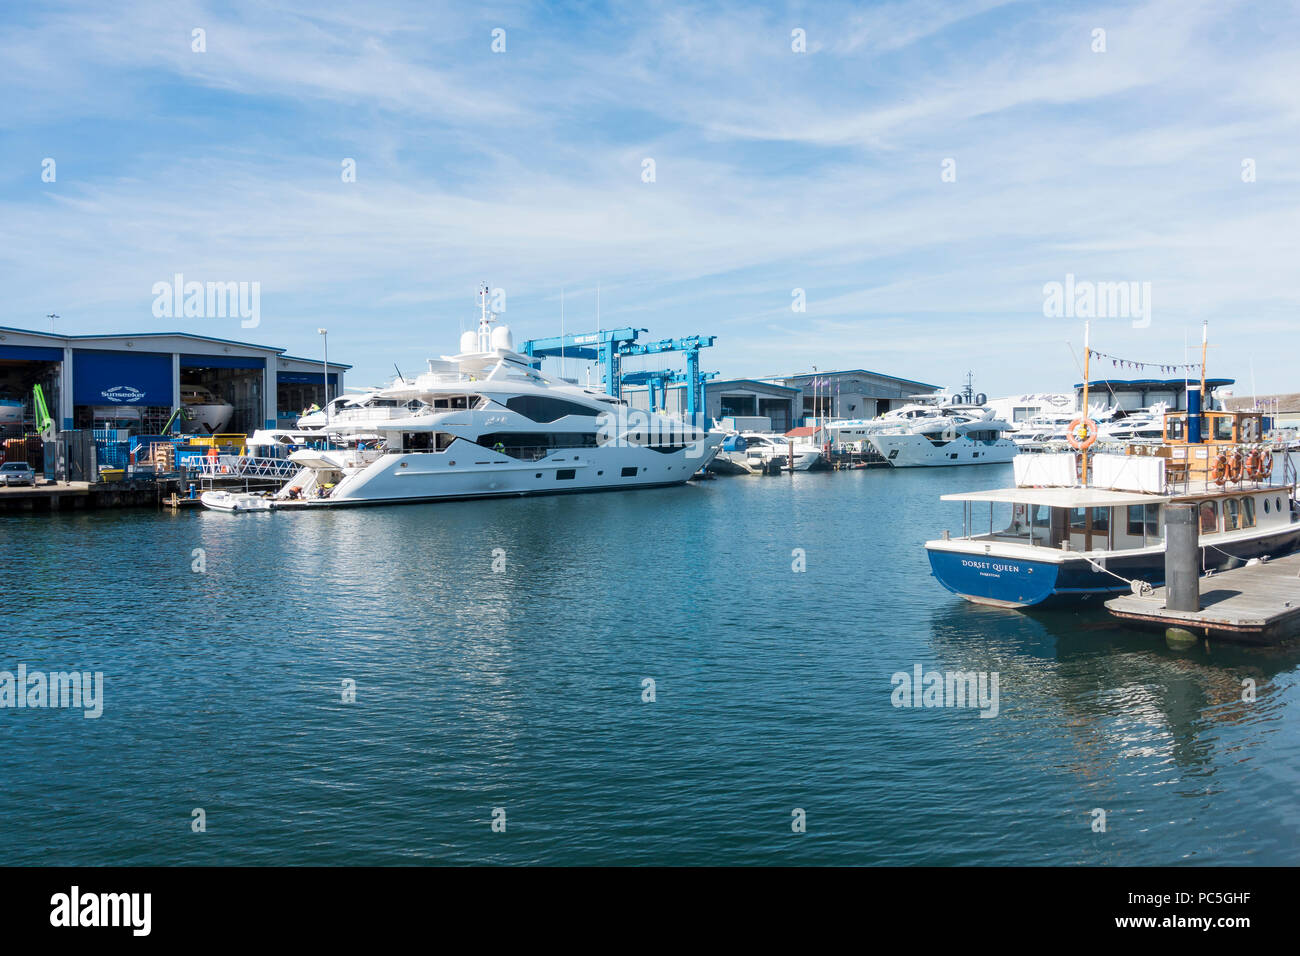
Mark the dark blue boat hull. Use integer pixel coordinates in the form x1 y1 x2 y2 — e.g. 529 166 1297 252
928 523 1300 607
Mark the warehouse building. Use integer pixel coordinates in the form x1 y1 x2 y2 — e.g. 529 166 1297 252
782 369 941 422
623 367 940 432
0 326 349 437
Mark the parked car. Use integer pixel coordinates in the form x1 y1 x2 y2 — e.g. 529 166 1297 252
0 461 36 487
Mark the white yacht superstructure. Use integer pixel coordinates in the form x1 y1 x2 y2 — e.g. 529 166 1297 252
868 405 1018 466
204 290 722 511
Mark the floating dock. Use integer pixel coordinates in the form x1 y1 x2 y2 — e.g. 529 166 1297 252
1106 552 1300 645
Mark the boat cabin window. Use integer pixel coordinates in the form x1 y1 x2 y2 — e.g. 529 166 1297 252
1165 415 1186 441
431 395 480 410
1224 498 1240 531
1126 503 1160 538
1068 507 1109 533
1212 416 1234 442
1198 500 1218 534
1239 497 1255 529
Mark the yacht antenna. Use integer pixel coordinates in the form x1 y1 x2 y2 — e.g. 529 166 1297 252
478 282 493 352
561 287 566 381
1199 319 1208 406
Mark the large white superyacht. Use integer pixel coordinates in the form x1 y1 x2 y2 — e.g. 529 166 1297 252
202 294 723 511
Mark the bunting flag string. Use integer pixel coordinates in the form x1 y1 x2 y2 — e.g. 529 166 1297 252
1085 349 1201 374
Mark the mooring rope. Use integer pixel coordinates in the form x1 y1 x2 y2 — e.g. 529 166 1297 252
1078 553 1154 596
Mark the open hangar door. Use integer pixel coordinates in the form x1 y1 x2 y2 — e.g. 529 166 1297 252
180 355 265 435
0 344 62 439
276 370 338 428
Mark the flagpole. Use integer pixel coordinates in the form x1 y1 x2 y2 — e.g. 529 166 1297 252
1081 320 1090 486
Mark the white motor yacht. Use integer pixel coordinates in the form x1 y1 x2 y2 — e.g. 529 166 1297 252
204 290 723 511
181 384 235 433
868 405 1018 467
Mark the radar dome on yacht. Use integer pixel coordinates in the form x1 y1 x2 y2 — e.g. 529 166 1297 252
459 330 478 353
491 325 514 351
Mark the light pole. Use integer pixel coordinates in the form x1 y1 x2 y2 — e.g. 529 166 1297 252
811 366 818 429
317 328 329 425
47 313 59 333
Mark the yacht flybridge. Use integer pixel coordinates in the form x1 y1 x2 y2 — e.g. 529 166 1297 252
202 289 722 512
925 396 1300 608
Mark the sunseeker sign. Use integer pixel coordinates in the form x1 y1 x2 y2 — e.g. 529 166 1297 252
100 385 144 404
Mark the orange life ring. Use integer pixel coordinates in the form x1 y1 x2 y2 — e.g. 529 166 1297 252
1245 448 1263 481
1067 418 1097 450
1226 451 1243 483
1259 448 1274 478
1210 452 1227 485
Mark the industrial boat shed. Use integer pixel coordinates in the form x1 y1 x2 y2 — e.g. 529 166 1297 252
0 326 349 435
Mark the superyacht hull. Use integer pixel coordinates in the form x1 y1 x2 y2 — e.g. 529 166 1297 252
871 433 1018 467
203 439 722 511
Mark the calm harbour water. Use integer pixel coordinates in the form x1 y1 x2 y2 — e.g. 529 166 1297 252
3 464 1298 865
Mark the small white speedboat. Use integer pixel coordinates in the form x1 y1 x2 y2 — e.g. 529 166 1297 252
199 490 273 512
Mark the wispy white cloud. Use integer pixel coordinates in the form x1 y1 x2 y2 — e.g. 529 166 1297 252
1 0 1298 394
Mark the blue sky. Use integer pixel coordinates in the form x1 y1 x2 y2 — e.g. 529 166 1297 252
2 0 1298 396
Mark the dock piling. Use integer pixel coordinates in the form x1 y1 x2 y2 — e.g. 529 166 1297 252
1164 503 1200 612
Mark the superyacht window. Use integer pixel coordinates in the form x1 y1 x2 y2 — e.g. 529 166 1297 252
505 396 600 422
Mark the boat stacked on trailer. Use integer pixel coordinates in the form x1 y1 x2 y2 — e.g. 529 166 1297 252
202 291 722 512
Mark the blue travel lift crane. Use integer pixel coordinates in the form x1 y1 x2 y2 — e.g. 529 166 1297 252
520 330 717 426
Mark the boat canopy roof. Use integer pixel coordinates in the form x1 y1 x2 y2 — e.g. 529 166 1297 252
940 487 1171 508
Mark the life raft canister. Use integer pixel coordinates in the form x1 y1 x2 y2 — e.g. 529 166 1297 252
1067 418 1098 450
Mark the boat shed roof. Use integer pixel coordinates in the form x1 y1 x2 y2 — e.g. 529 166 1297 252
941 487 1170 508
